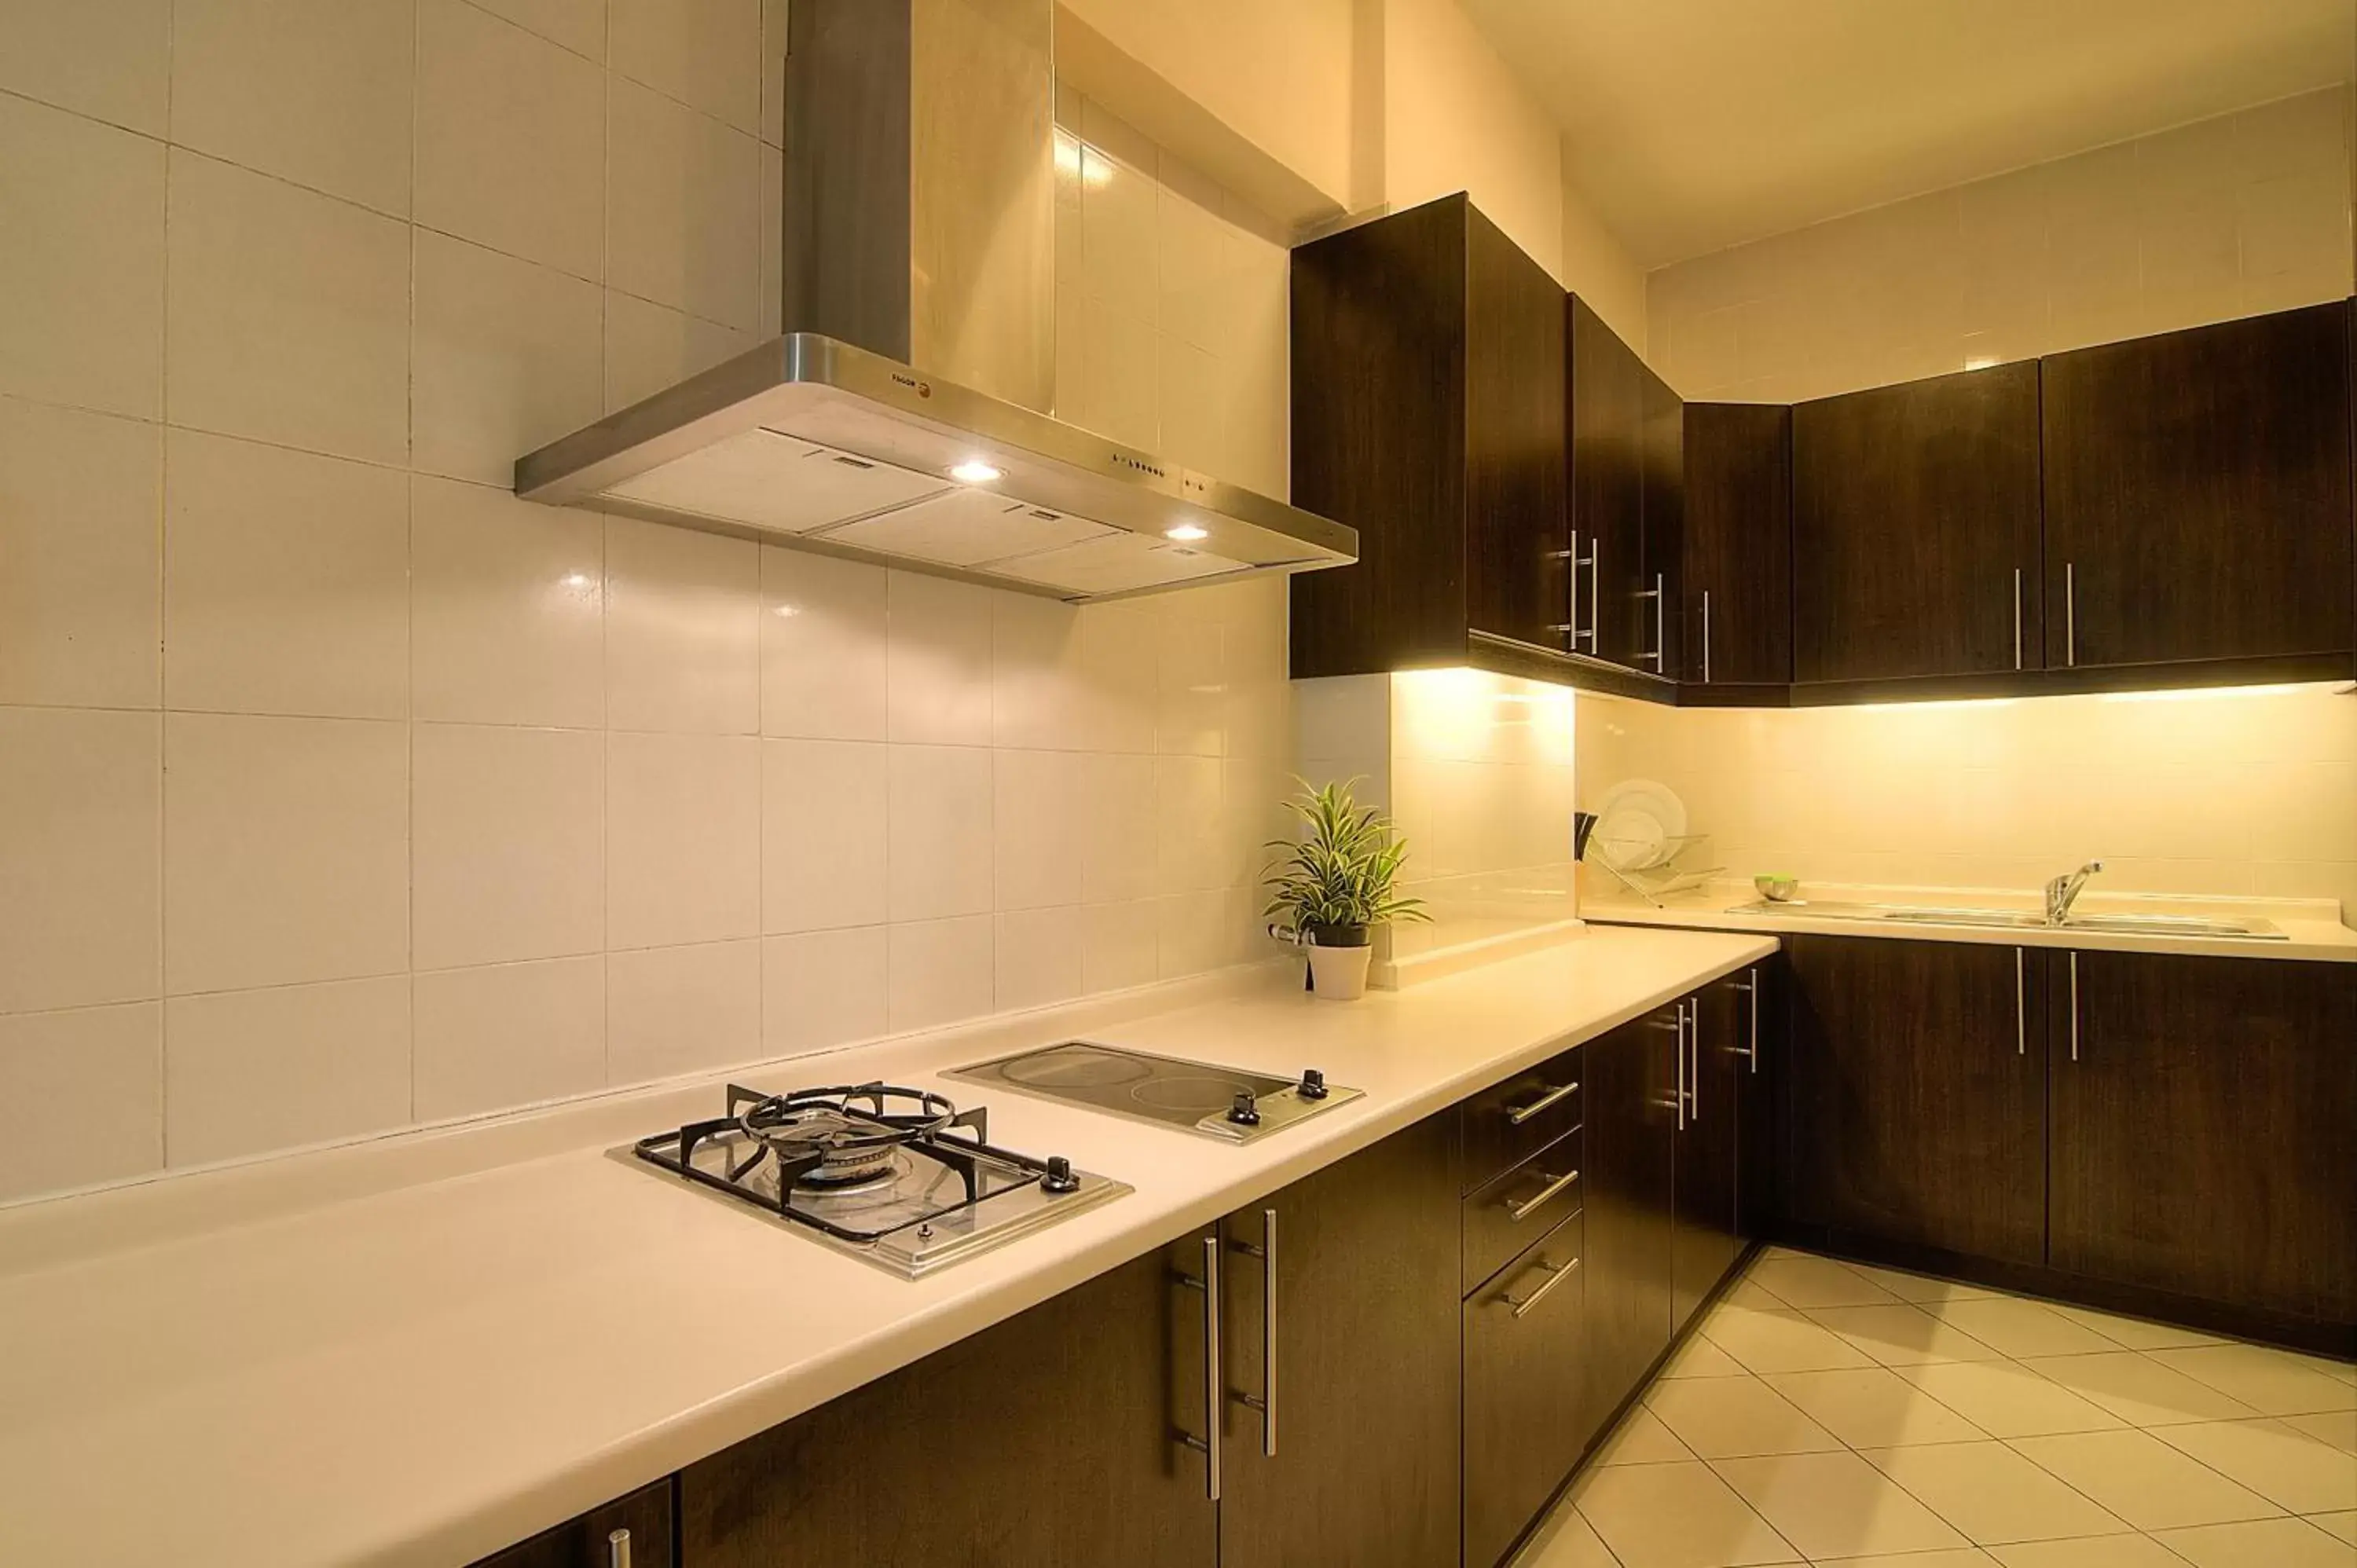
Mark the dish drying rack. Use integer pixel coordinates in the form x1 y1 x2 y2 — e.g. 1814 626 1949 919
1588 833 1721 907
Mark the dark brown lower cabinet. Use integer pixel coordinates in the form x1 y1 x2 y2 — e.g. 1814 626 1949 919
1464 1214 1586 1568
471 1479 673 1568
2051 951 2357 1324
1673 978 1747 1329
1785 936 2048 1266
1217 1114 1462 1568
1732 961 1780 1240
1581 1007 1679 1440
680 1240 1215 1568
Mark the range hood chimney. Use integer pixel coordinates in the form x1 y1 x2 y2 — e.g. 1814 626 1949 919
513 0 1354 602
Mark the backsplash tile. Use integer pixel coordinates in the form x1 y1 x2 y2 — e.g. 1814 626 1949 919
0 56 1291 1201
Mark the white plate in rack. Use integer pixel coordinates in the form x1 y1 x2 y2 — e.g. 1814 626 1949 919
1591 779 1690 872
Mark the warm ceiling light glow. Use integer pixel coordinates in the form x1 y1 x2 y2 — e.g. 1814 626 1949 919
1166 522 1209 542
2099 681 2316 705
950 459 1002 484
1963 356 2000 371
560 571 593 590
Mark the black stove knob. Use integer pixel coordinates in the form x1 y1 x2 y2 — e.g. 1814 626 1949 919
1041 1155 1080 1193
1229 1089 1262 1127
1299 1068 1329 1101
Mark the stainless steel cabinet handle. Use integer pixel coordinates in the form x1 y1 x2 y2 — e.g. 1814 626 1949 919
1507 1167 1581 1222
1507 1079 1579 1126
2013 567 2024 671
2015 948 2026 1056
1583 541 1600 647
1227 1209 1278 1458
1676 1001 1690 1130
1733 967 1761 1074
1174 1233 1222 1500
1504 1255 1579 1320
1635 574 1667 668
2065 562 2077 667
608 1530 631 1568
1701 588 1713 683
2069 952 2080 1062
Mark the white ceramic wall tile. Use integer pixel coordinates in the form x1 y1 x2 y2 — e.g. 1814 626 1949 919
761 548 889 740
165 151 409 464
169 0 416 216
412 229 604 485
604 731 760 950
1080 899 1161 995
164 976 411 1166
0 1003 162 1200
761 927 887 1058
163 430 410 720
0 397 162 709
607 77 761 331
603 517 760 735
886 916 995 1035
469 0 606 62
412 954 605 1121
995 907 1085 1013
888 745 995 921
1155 754 1227 895
411 478 606 730
993 749 1086 910
0 0 170 134
0 709 160 1015
602 289 754 412
991 594 1089 751
1080 753 1160 903
757 0 788 146
414 0 606 281
0 93 167 419
413 724 604 969
886 570 997 746
761 738 889 933
163 713 409 994
607 939 761 1083
610 0 760 133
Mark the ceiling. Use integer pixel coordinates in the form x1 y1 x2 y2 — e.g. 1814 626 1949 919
1457 0 2357 268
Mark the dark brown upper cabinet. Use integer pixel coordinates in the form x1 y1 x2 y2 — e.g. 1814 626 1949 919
1567 295 1651 677
1289 195 1567 680
1640 361 1686 680
1791 361 2045 687
1681 404 1793 690
2042 302 2355 674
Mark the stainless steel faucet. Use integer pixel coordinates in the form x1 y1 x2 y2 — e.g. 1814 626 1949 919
2044 860 2104 925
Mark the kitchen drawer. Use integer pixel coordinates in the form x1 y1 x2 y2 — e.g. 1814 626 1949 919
1463 1125 1583 1295
471 1478 673 1568
1464 1211 1585 1568
1461 1044 1583 1194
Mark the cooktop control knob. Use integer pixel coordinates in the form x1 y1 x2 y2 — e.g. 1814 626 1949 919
1299 1068 1329 1100
1041 1155 1080 1193
1229 1089 1262 1127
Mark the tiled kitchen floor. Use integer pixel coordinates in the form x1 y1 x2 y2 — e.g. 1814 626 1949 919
1518 1247 2357 1568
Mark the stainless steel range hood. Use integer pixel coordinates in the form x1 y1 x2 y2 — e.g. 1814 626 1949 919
513 0 1354 603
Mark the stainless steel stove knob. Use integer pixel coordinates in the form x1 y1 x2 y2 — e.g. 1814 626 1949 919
1041 1155 1080 1193
1229 1089 1262 1126
1299 1069 1328 1101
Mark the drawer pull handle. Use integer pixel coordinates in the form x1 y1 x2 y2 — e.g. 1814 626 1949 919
1506 1167 1580 1223
1507 1081 1578 1126
1504 1255 1580 1320
608 1530 631 1568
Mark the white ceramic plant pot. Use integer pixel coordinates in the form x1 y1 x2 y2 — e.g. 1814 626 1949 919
1307 939 1373 1001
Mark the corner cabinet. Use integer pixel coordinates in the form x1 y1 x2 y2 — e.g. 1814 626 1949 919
1681 405 1793 691
1289 194 1567 679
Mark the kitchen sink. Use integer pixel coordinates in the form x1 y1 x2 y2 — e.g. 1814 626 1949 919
1728 899 2286 940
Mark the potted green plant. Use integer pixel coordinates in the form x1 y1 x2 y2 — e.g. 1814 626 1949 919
1260 779 1429 1000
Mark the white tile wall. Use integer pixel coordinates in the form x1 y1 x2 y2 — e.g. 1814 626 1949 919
1651 86 2356 403
0 35 1295 1201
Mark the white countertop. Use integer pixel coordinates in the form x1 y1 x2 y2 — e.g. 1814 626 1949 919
1585 880 2357 962
0 925 1772 1568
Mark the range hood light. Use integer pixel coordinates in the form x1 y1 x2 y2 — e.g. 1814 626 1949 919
1166 522 1209 542
951 458 1003 484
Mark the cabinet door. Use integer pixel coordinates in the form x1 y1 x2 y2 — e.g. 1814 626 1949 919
2043 302 2355 669
1640 362 1685 680
1219 1114 1462 1568
1569 295 1647 670
1464 1214 1586 1568
1683 405 1793 687
1465 207 1570 653
1674 983 1745 1329
1732 960 1780 1240
2051 951 2357 1323
1582 1009 1677 1441
1792 361 2044 683
1785 936 2047 1266
471 1480 673 1568
681 1244 1215 1568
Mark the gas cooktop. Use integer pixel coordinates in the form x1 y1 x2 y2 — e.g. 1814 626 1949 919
945 1042 1362 1143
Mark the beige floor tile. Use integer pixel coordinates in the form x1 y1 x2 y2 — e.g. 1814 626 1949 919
1813 1553 1994 1567
1842 1262 2002 1306
1571 1460 1801 1567
2018 1352 2261 1427
1986 1537 2191 1567
1930 1297 2132 1358
1763 1367 1990 1449
1746 1253 1901 1309
1721 1279 1787 1310
2309 1511 2355 1545
1893 1358 2128 1438
1645 1376 1844 1459
1810 1303 2007 1366
1701 1304 1879 1375
1660 1334 1753 1380
2151 1516 2356 1566
1863 1439 2129 1544
2316 1357 2357 1390
2047 1304 2222 1351
2150 1419 2357 1515
1512 1500 1621 1567
2151 1344 2357 1418
2011 1428 2283 1532
1595 1405 1698 1466
1712 1449 1968 1559
2286 1410 2357 1453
